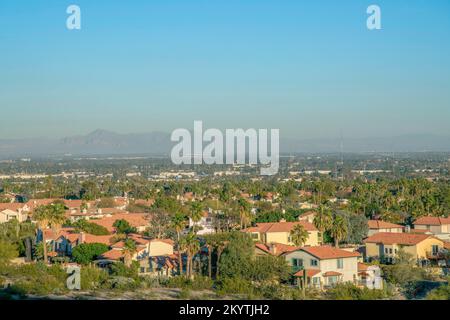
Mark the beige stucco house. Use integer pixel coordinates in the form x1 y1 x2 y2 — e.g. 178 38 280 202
283 246 361 289
243 221 320 246
413 217 450 234
367 220 403 236
364 232 445 264
0 209 28 223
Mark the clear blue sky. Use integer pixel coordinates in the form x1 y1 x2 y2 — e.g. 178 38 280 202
0 0 449 140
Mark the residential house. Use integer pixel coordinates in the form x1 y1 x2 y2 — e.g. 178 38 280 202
242 221 320 246
90 213 149 233
364 232 445 264
413 217 450 234
367 220 403 236
298 211 316 224
189 210 216 235
283 246 361 289
0 208 28 223
254 242 299 256
357 263 383 289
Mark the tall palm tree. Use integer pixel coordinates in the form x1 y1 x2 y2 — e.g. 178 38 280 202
123 238 137 267
181 232 200 278
189 202 203 233
171 212 187 275
289 224 309 247
329 215 348 248
33 203 66 263
203 234 215 278
214 234 228 278
313 205 333 244
237 198 251 229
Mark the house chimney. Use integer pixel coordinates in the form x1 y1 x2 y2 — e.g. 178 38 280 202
405 225 411 233
280 218 286 223
269 243 277 255
78 232 86 244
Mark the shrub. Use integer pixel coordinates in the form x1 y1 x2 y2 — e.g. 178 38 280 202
326 282 388 300
72 243 109 264
80 265 109 290
215 277 255 296
177 288 192 299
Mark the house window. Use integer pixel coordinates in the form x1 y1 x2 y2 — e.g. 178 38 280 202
327 276 338 285
389 248 393 254
385 248 389 254
140 267 145 273
251 233 259 240
337 258 343 269
312 277 319 285
432 245 439 255
292 258 303 267
310 259 318 267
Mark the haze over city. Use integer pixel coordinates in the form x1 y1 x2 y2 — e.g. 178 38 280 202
1 0 450 141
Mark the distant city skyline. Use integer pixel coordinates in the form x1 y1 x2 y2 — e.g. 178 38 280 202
1 0 449 140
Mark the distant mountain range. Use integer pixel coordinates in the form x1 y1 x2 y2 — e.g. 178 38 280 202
0 130 449 158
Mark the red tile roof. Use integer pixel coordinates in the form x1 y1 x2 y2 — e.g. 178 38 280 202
0 203 28 211
294 269 320 277
299 245 361 260
323 271 342 277
100 249 124 261
90 213 148 232
364 232 439 245
414 217 450 226
358 262 369 272
255 243 299 256
368 220 403 229
243 221 317 233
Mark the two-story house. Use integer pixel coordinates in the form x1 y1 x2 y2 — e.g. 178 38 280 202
283 246 361 289
413 217 450 234
367 220 403 236
242 221 320 246
364 232 445 264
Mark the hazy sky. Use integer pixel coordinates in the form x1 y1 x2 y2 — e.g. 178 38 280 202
1 0 449 140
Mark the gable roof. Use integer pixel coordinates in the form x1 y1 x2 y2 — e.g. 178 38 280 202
0 203 28 212
255 242 299 256
243 221 317 233
89 213 148 232
368 220 403 230
414 217 450 226
298 245 361 260
364 232 440 245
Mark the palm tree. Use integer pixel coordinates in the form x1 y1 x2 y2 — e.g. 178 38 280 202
33 203 66 263
313 205 333 244
203 234 215 278
189 202 203 234
123 238 137 267
329 215 348 248
171 212 187 275
290 224 309 247
214 233 228 278
181 232 200 278
237 198 251 229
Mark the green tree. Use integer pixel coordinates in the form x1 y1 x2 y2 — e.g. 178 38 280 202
329 215 348 248
33 203 66 263
289 224 309 246
171 212 187 275
0 240 19 263
72 243 109 264
314 205 333 243
113 219 137 234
